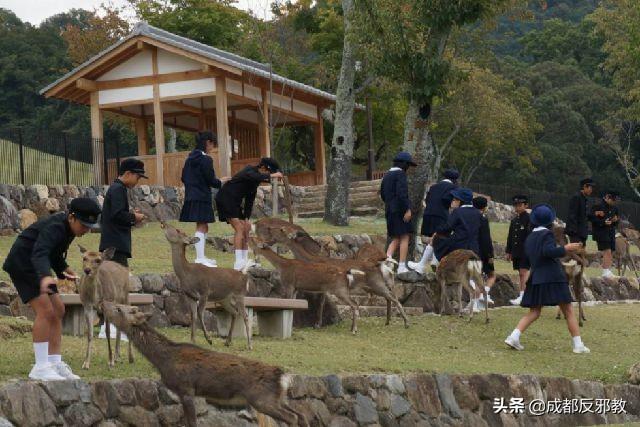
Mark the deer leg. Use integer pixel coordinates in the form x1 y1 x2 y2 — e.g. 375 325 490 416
458 283 464 318
483 288 489 324
315 294 326 329
197 297 213 345
439 279 448 315
237 298 253 350
180 394 198 427
190 299 198 344
105 320 114 368
385 298 392 326
247 393 302 427
82 307 94 370
334 288 359 334
127 338 134 364
115 329 121 363
628 254 640 279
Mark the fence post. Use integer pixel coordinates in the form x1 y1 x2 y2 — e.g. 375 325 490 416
102 138 109 185
18 129 25 186
115 136 120 169
63 134 70 185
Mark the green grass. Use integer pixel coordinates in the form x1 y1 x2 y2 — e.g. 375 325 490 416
0 304 638 383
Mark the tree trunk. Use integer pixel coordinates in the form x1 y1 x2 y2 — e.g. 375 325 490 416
166 127 176 153
403 99 438 258
323 0 357 226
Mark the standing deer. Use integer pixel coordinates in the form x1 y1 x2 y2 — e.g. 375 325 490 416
161 222 252 349
614 233 639 278
102 302 308 427
78 245 133 368
435 249 488 323
552 225 588 326
254 217 323 255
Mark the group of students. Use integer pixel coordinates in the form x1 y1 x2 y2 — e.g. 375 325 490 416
2 130 282 381
380 152 628 354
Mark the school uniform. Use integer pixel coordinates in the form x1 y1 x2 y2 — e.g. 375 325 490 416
479 214 494 274
520 226 573 307
3 213 75 303
100 178 135 266
589 200 619 251
433 205 483 260
215 165 271 222
566 191 589 245
506 211 531 270
421 179 457 236
179 150 221 223
380 167 413 237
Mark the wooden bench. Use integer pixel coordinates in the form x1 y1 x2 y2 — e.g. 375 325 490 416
60 293 154 337
206 297 308 339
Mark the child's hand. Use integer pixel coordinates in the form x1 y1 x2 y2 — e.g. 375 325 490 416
403 209 412 222
564 242 582 252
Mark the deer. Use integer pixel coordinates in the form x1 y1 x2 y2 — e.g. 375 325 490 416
78 245 133 369
276 228 409 328
250 237 365 334
101 302 308 427
615 232 640 278
253 217 323 255
435 249 488 323
355 243 387 262
161 222 252 350
552 225 588 326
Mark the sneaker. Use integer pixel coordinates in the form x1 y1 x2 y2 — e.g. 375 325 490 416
479 293 495 306
407 261 425 274
29 364 66 381
504 336 524 351
52 361 80 380
195 258 217 268
573 344 591 354
397 265 410 274
510 295 523 305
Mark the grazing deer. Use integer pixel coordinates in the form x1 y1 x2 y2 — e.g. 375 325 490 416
614 233 640 278
552 225 588 326
250 238 365 334
102 302 308 427
161 222 252 349
435 249 488 323
355 243 387 262
78 245 133 369
278 230 409 328
254 217 322 255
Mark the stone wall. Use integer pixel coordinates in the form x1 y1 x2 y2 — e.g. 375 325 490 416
0 373 638 426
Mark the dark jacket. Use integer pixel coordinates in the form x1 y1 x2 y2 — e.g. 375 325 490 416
437 206 483 257
423 180 457 219
566 192 589 240
589 200 619 243
215 165 271 219
506 211 531 259
3 212 74 279
100 179 135 257
380 169 410 213
478 215 494 261
181 150 221 203
525 228 567 285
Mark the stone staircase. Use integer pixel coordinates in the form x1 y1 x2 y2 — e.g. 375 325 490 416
293 180 384 218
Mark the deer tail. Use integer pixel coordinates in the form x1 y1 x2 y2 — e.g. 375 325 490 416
467 260 482 276
279 373 293 392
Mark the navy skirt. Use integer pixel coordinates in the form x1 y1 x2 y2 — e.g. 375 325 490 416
180 200 215 223
386 210 413 237
520 281 573 307
421 214 446 237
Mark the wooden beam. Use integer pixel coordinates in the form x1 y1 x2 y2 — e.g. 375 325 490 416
90 92 105 185
226 92 318 124
76 78 97 92
215 76 231 177
314 106 326 185
136 117 148 155
228 104 257 111
152 47 165 186
258 87 270 157
162 100 202 115
90 69 217 91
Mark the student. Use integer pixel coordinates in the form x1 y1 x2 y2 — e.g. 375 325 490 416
380 152 417 274
216 157 283 270
2 198 101 380
408 169 458 274
506 195 531 306
589 190 620 278
504 204 589 354
566 178 594 245
473 196 495 308
179 131 225 267
99 158 146 267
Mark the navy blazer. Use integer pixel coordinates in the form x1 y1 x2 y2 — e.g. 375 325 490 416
478 215 493 260
506 211 531 259
566 192 589 240
588 200 619 243
380 169 410 213
439 206 483 256
423 180 457 220
100 179 135 257
525 228 567 285
181 150 221 203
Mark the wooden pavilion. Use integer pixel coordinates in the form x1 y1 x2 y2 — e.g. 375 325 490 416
40 22 332 186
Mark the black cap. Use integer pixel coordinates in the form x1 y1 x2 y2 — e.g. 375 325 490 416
393 152 417 166
512 195 528 204
472 196 488 210
259 157 281 173
580 178 594 188
604 190 620 200
443 169 459 181
68 198 101 229
119 158 148 179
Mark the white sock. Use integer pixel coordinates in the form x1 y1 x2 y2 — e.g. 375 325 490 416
419 245 433 265
484 286 491 293
519 291 524 297
234 250 244 269
510 329 521 340
399 262 407 270
48 354 62 364
572 336 583 348
194 232 206 259
241 249 249 261
34 342 49 367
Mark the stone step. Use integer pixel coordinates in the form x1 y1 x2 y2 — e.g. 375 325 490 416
336 305 423 317
298 189 380 200
297 206 381 218
296 198 383 211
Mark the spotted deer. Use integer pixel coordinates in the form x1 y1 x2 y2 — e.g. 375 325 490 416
552 225 588 326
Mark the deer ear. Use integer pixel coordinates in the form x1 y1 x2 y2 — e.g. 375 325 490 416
185 236 199 245
102 247 116 261
78 244 87 254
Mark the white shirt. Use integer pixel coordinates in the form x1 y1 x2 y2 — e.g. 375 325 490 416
533 226 548 232
389 167 402 172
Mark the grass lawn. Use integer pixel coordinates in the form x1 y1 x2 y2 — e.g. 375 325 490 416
0 304 638 384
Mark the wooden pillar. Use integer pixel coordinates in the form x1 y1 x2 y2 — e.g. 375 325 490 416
135 118 148 155
90 91 104 185
258 88 271 157
152 48 165 186
314 106 326 184
215 76 231 177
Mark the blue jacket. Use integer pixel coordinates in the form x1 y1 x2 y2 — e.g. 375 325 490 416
181 150 221 203
380 169 410 213
423 180 457 220
439 205 483 256
525 228 567 285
